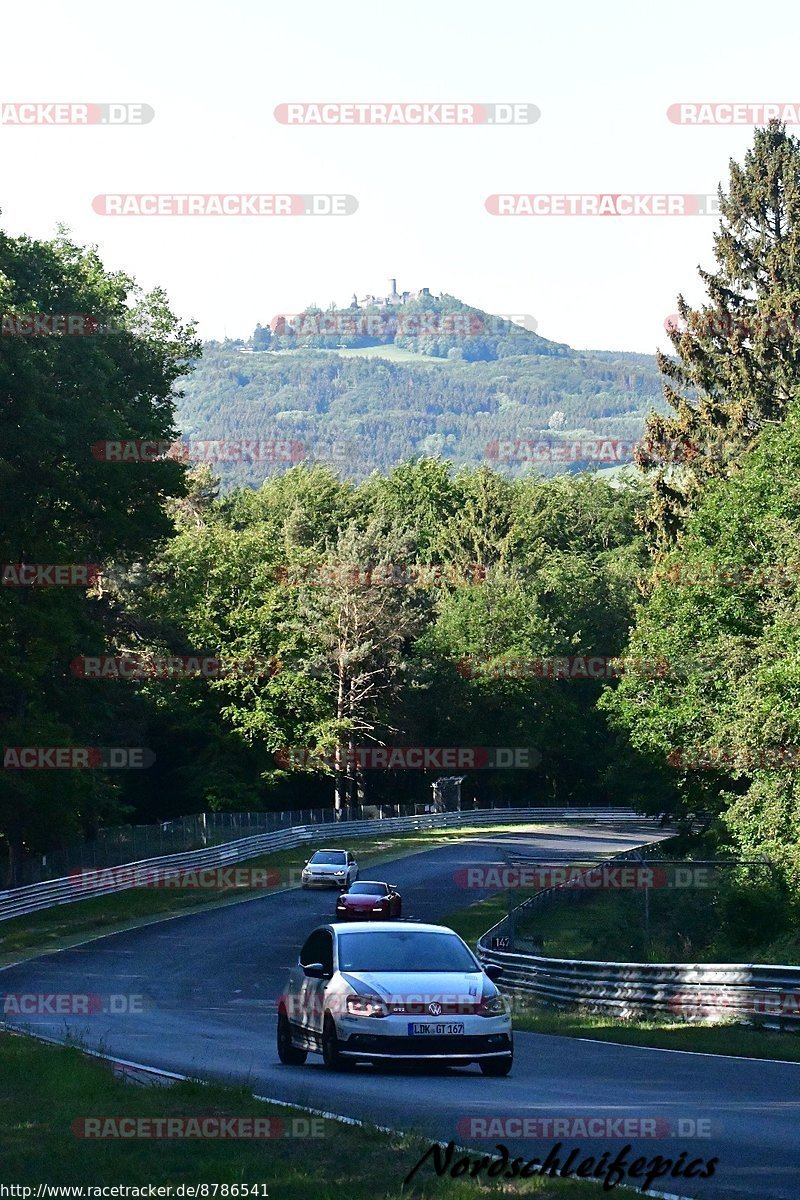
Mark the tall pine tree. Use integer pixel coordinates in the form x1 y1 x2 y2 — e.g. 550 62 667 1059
639 121 800 545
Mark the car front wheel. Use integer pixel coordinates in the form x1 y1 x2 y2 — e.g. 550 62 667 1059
479 1055 512 1077
322 1014 350 1070
276 1010 307 1065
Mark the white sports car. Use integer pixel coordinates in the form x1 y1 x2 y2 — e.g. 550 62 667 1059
277 921 513 1074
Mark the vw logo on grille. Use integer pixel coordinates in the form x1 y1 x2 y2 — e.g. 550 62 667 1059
428 1001 442 1016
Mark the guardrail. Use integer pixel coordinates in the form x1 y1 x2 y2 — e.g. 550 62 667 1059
476 843 800 1029
0 806 646 924
11 802 659 886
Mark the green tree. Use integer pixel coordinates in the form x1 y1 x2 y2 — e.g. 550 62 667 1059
639 121 800 545
0 223 198 881
604 395 800 885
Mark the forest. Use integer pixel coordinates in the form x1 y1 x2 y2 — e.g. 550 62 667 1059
178 339 665 487
2 123 800 938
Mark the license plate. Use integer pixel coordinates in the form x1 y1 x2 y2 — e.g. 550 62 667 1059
409 1022 465 1035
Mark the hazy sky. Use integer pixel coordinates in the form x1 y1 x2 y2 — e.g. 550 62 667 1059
2 0 799 352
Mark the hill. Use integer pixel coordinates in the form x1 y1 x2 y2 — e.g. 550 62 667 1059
176 296 667 487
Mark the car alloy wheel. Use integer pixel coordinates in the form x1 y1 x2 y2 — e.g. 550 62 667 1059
276 1010 307 1065
322 1014 349 1070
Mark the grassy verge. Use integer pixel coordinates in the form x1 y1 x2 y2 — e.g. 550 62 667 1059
443 893 512 947
444 896 800 1063
466 831 800 967
0 823 547 967
507 1006 800 1062
510 882 800 966
0 1030 608 1198
519 889 667 962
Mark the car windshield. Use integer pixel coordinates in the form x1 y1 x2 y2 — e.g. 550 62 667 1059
309 851 346 865
347 883 387 896
337 930 478 972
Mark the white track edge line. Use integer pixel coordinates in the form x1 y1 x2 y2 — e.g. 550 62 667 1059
539 1031 800 1067
1 1024 698 1200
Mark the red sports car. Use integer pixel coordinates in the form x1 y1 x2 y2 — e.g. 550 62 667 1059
335 880 402 920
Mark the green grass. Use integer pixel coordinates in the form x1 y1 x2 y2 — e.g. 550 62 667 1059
443 895 800 1063
0 1031 613 1198
309 344 449 364
443 893 513 947
508 1003 800 1062
511 875 800 966
0 823 548 967
519 890 652 961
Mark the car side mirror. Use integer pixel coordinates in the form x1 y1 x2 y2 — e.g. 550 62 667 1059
485 964 504 982
302 962 328 979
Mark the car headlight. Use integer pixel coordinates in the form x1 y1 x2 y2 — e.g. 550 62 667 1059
478 993 508 1017
346 994 387 1018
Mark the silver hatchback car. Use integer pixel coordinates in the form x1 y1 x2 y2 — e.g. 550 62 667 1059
300 848 359 890
277 921 512 1074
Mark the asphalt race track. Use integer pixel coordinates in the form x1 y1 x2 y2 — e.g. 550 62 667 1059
3 823 799 1199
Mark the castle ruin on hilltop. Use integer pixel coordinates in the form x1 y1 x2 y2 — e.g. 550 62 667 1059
350 279 441 309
